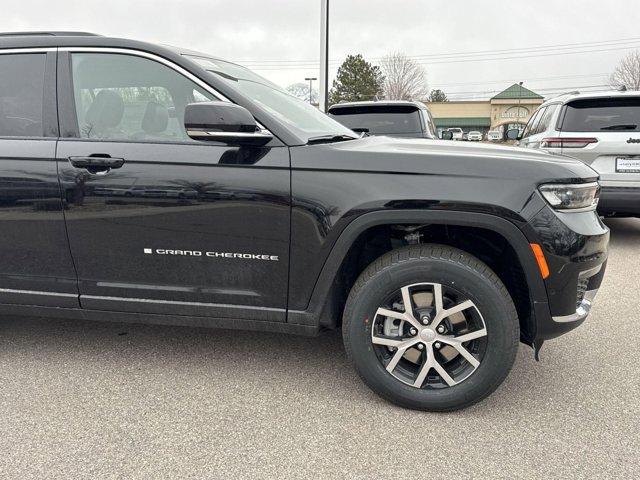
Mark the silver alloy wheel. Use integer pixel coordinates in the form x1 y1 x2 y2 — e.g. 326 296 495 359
371 282 488 388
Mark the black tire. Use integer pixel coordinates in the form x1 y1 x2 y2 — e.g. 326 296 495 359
343 244 519 412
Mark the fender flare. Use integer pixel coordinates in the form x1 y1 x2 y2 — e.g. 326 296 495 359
288 209 548 330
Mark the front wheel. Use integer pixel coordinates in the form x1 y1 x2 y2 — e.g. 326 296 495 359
343 244 519 411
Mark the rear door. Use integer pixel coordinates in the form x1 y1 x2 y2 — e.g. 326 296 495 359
56 49 290 321
0 49 78 307
558 96 640 186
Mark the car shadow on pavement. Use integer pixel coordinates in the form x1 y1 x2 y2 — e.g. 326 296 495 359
0 314 369 399
603 217 640 246
0 311 559 414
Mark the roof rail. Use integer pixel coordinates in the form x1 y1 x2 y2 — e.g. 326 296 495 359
553 90 581 98
0 31 100 37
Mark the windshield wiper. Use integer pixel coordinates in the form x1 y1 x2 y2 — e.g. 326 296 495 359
600 124 638 130
306 134 358 145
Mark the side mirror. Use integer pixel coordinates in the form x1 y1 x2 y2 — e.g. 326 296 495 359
184 101 273 146
506 128 521 141
441 131 453 140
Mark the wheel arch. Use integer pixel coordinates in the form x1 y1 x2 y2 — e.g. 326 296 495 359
287 209 549 344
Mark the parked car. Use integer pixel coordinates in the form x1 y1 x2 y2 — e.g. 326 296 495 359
467 131 483 142
0 32 609 411
487 130 502 141
509 90 640 217
327 101 437 139
444 127 464 140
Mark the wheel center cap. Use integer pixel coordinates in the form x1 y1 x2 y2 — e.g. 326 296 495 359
419 328 436 343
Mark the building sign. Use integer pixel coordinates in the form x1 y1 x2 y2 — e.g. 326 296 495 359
501 106 529 119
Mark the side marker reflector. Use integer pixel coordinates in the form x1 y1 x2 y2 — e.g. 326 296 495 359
530 243 550 279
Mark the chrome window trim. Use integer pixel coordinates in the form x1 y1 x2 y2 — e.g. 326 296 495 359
0 47 56 54
59 46 232 102
186 130 274 140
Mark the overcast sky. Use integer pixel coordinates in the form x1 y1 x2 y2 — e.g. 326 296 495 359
4 0 640 100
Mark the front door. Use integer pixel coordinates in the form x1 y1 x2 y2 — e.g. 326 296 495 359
56 50 290 321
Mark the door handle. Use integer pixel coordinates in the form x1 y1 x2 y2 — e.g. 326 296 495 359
69 155 125 171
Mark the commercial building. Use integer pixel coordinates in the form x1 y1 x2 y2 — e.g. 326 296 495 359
427 84 544 139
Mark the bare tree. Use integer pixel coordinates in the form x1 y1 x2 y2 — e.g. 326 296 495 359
380 52 429 101
286 82 318 104
610 50 640 90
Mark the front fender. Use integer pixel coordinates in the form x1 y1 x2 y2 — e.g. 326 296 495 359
287 209 550 336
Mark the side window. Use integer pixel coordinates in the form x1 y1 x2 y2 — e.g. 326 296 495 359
0 53 46 138
70 53 218 142
535 104 559 135
522 107 545 139
424 110 437 135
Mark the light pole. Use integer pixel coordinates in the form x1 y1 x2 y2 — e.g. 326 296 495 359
518 81 523 134
305 77 317 105
319 0 329 112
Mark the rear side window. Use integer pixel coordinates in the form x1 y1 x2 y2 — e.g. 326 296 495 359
561 97 640 132
536 104 559 134
423 110 436 135
0 53 46 137
329 105 422 134
521 107 544 139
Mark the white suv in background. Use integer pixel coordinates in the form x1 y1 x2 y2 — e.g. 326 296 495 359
446 127 464 140
509 90 640 217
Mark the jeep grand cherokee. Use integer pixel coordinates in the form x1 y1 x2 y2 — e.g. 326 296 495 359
0 32 609 411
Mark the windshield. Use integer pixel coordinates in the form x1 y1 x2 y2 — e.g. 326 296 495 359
329 105 423 134
185 55 355 141
561 97 640 132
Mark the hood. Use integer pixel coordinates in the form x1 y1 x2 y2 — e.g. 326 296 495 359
305 135 598 183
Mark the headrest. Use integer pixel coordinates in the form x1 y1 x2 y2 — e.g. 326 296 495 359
84 90 124 129
142 102 169 134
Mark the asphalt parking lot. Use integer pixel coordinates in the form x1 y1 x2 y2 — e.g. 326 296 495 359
1 219 639 479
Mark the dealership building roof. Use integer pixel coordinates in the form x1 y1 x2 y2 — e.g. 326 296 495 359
491 83 544 100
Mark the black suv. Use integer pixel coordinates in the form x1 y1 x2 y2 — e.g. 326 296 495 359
328 100 437 138
0 33 609 411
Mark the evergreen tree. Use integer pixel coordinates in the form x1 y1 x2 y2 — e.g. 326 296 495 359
329 54 384 105
427 89 448 102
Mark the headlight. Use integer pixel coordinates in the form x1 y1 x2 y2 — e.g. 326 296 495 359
539 182 600 211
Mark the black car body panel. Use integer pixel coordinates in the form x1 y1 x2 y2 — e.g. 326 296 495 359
56 141 291 320
0 34 609 347
287 137 606 343
287 135 595 312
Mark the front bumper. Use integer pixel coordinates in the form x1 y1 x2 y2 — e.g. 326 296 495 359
553 289 598 322
598 186 640 216
551 263 604 323
525 204 609 341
